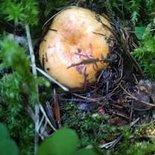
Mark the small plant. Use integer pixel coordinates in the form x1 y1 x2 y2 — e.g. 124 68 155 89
132 26 155 78
0 36 36 154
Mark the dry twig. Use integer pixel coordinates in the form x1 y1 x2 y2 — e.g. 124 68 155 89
25 24 40 154
120 85 155 107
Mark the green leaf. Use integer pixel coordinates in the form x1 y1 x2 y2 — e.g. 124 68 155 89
74 148 97 155
0 123 10 140
135 26 146 40
37 127 80 155
0 139 18 155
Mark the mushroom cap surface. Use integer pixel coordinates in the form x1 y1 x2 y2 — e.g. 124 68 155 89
39 6 112 89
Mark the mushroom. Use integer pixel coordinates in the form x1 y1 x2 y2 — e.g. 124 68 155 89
39 6 113 90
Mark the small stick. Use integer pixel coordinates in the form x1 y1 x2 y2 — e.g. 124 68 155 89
53 89 62 128
25 24 40 155
73 93 97 102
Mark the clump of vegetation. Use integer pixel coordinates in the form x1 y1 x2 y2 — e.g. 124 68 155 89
104 128 155 155
0 0 38 25
0 36 48 154
61 103 121 146
133 26 155 78
0 37 35 154
0 0 46 154
89 0 155 25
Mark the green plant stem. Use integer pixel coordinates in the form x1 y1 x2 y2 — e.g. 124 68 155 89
25 24 40 155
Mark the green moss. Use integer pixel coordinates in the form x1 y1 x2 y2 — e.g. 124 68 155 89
61 103 120 147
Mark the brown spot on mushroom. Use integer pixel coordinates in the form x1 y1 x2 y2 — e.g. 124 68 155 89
76 65 84 74
45 53 48 62
49 28 57 32
77 48 82 53
41 55 45 69
83 67 89 90
46 68 50 71
48 45 53 49
93 31 106 37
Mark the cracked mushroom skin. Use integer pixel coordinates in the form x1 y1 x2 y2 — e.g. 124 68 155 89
39 6 113 90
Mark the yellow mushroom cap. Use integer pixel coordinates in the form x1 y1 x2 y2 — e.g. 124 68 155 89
39 6 112 90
